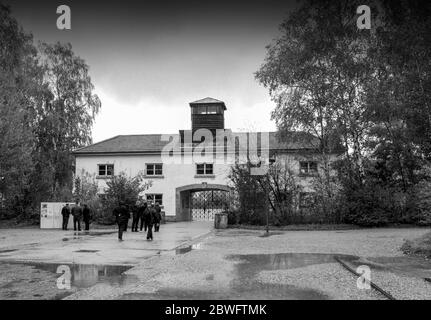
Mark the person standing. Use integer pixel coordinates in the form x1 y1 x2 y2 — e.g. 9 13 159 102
61 203 71 230
146 203 156 240
154 202 162 232
131 201 140 232
82 204 91 231
71 199 83 231
113 202 130 241
139 202 148 231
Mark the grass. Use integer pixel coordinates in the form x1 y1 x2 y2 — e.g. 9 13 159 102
401 231 431 259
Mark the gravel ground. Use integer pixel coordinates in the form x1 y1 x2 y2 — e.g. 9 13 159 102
256 263 384 300
65 227 431 300
369 270 431 300
0 263 76 300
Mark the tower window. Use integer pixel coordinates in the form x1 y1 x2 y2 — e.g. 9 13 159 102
192 105 221 115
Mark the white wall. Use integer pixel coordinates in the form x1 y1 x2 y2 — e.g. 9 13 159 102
75 152 339 217
75 153 233 217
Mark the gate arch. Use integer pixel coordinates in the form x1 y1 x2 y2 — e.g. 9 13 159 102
175 184 230 221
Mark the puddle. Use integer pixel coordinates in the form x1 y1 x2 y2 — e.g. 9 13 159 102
258 231 285 237
175 246 192 255
85 231 116 237
61 231 116 242
217 230 262 237
122 253 354 300
3 261 135 290
35 263 134 289
227 252 358 271
224 253 358 299
175 243 203 255
0 249 17 254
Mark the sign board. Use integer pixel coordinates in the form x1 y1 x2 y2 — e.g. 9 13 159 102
40 202 75 229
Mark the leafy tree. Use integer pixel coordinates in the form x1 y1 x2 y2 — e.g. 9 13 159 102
32 42 101 199
0 4 102 221
101 172 152 224
0 3 40 218
228 161 302 225
256 0 431 226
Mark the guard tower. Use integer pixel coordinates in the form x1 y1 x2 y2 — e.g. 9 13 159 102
189 97 226 135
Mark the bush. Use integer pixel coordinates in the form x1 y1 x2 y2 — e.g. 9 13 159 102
100 171 152 224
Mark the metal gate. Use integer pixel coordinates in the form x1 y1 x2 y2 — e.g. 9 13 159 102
191 190 229 221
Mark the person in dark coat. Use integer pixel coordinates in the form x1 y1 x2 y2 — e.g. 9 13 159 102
61 203 71 230
82 204 91 231
154 202 162 232
139 202 148 231
113 202 130 241
131 202 140 232
71 199 83 231
146 203 156 240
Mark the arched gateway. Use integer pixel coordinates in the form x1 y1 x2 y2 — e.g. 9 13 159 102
175 184 230 221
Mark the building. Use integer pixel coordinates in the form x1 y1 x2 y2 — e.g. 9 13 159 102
73 98 335 221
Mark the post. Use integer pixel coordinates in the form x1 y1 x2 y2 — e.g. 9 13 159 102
264 182 269 235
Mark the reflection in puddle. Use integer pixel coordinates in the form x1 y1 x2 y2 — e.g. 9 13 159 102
60 231 116 242
227 252 358 271
9 262 134 289
122 253 357 300
0 249 17 254
225 253 358 300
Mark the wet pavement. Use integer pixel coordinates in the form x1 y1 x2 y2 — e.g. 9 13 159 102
0 221 212 265
0 225 430 300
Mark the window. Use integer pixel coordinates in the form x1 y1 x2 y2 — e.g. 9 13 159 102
98 164 114 176
192 105 221 115
146 194 163 206
146 163 163 176
206 105 218 114
196 163 213 175
299 161 318 175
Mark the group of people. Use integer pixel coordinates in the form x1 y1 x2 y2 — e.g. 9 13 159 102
60 199 162 241
113 201 162 241
61 199 92 231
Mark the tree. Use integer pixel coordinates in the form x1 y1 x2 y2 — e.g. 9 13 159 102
32 42 101 200
228 161 302 225
0 4 40 218
256 0 431 226
101 172 152 224
1 4 102 221
256 0 373 181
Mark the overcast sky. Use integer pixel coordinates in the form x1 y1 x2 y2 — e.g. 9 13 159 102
6 0 298 143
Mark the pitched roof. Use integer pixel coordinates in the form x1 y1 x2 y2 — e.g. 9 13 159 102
189 97 227 110
189 97 225 105
73 131 321 155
